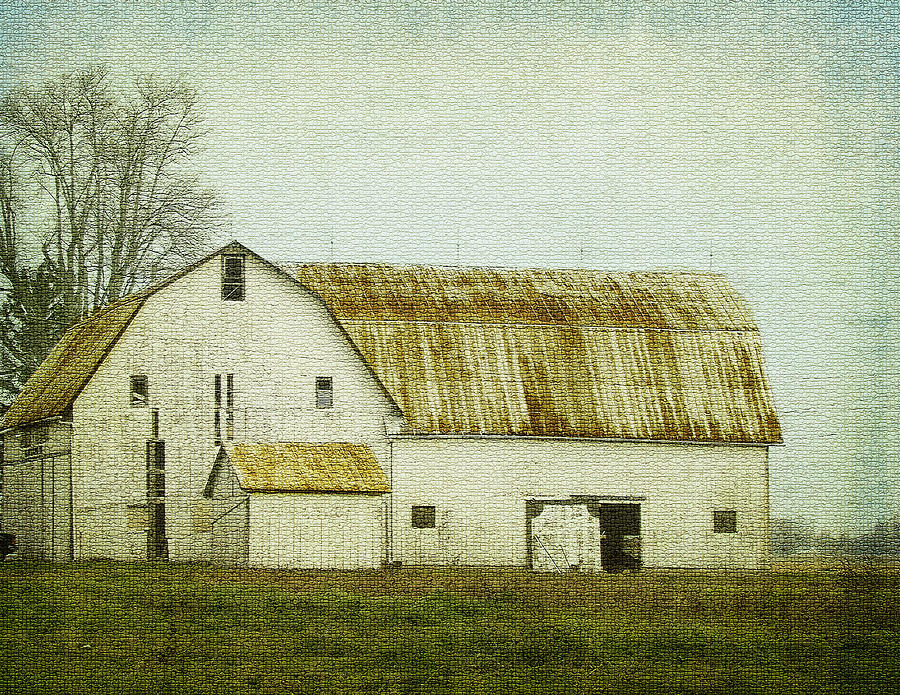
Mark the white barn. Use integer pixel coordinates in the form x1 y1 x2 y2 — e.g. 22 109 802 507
0 242 782 570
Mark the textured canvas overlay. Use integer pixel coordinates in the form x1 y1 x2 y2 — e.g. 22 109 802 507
0 2 896 694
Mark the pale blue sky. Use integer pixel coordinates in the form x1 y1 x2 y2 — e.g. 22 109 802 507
1 1 897 531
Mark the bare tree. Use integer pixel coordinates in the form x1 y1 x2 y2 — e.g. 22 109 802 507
0 148 67 403
0 66 223 406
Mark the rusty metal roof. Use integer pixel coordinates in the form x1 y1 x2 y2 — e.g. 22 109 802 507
1 293 149 430
290 264 756 330
2 244 782 444
290 264 782 444
225 442 390 493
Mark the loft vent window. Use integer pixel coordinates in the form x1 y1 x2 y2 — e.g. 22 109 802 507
131 375 149 406
713 510 738 533
412 505 436 529
316 377 333 409
222 254 245 301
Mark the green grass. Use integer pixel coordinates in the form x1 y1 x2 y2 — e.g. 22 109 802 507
0 562 897 694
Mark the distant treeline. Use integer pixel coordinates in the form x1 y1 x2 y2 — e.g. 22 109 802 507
771 518 900 557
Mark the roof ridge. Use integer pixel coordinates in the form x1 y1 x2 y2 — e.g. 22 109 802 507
338 318 759 333
284 261 727 277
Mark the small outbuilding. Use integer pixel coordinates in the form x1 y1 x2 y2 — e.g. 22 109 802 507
204 442 390 569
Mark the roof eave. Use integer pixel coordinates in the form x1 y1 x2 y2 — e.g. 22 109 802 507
388 432 782 447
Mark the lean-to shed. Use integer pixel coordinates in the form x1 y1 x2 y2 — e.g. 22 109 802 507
207 442 390 569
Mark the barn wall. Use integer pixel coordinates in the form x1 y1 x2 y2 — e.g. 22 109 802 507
248 493 385 569
70 253 397 562
1 421 73 561
43 248 773 571
390 438 770 569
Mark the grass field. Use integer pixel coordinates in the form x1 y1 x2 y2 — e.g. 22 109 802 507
0 561 896 695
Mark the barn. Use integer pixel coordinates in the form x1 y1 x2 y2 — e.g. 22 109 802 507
0 241 781 570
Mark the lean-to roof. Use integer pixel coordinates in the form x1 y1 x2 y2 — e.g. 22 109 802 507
224 442 390 493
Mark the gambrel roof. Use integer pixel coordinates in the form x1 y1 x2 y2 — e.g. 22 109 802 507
1 293 148 430
289 263 782 444
2 242 782 444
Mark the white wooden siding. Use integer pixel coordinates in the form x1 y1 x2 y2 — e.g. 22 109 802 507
390 438 769 569
70 253 396 562
29 249 772 570
249 493 385 569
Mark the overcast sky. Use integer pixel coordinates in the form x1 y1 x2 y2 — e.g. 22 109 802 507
2 1 897 532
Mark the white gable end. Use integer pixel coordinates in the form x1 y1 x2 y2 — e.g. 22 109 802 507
69 251 395 561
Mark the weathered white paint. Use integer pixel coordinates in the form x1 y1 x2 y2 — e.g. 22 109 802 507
68 252 396 562
390 438 770 569
249 493 385 569
531 505 604 572
4 248 772 570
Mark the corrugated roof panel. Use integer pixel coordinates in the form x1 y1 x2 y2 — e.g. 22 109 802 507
1 295 148 429
336 322 782 443
290 264 757 330
226 442 390 493
287 263 780 443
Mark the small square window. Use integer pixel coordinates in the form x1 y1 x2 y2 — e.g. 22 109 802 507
713 510 737 533
130 375 149 406
412 505 435 528
222 255 245 301
316 377 333 409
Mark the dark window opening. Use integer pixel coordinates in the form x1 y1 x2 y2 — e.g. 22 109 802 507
21 425 49 460
713 510 738 533
214 374 222 444
222 254 245 301
130 375 149 406
226 373 234 440
412 505 436 528
316 377 333 409
213 374 234 443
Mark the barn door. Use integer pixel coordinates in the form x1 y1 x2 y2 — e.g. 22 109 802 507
529 503 602 572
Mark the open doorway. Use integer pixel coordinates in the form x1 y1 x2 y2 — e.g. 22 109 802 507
597 503 641 572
